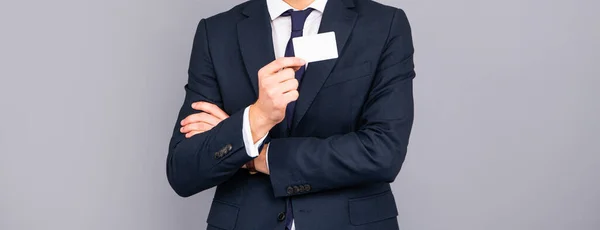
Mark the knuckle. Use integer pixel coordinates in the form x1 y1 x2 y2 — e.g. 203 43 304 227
265 76 274 84
261 77 273 87
284 68 294 75
200 113 211 121
187 124 196 130
186 117 196 123
286 91 298 101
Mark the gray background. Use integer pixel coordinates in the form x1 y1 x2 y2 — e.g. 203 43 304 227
1 0 598 229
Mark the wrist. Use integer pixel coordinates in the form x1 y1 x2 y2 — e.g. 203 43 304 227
249 104 274 141
254 143 269 175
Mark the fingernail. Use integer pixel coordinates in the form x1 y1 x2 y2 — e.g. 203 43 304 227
180 127 184 132
191 103 196 108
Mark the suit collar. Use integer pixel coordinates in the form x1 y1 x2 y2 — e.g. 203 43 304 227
242 0 354 18
266 0 329 20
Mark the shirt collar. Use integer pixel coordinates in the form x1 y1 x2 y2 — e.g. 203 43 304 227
266 0 328 21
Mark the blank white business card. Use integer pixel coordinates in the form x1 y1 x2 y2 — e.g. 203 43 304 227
292 32 339 63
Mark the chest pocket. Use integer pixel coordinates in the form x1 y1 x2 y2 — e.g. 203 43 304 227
323 61 372 88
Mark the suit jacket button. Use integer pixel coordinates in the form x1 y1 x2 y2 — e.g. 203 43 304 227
287 186 294 195
277 212 286 221
225 144 233 152
305 184 311 192
293 186 300 194
299 185 307 192
214 152 221 159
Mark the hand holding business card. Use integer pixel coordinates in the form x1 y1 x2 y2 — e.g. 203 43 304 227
292 32 339 64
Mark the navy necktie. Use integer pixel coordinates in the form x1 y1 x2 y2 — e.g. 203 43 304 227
282 8 314 131
280 8 314 229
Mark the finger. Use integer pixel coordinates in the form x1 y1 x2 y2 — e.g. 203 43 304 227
181 122 215 133
181 112 221 126
181 113 217 126
181 122 214 133
270 68 296 83
281 90 300 104
278 78 299 94
185 131 204 138
259 57 306 77
181 113 200 126
291 64 303 72
193 102 229 120
260 68 295 88
192 102 229 120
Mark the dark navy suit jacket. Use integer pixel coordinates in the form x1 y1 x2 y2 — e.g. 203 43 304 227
167 0 415 229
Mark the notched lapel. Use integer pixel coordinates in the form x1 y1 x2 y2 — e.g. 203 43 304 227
238 0 288 138
238 0 276 96
292 0 358 131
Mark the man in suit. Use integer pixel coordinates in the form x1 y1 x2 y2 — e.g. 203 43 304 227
166 0 415 229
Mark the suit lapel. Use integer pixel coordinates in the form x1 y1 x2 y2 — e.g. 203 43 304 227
238 0 276 96
238 0 290 138
291 0 358 131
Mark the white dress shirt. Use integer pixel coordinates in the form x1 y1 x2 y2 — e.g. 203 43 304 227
241 0 327 229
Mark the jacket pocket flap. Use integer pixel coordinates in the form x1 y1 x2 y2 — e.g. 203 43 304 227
323 61 371 88
348 190 398 226
207 200 239 230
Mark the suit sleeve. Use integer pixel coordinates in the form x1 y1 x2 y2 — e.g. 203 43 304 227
166 19 253 197
268 9 416 197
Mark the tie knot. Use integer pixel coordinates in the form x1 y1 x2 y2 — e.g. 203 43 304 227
281 8 315 32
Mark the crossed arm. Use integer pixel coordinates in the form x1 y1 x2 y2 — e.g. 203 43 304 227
167 9 415 198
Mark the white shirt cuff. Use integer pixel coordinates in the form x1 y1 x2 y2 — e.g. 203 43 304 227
265 144 270 171
242 106 268 157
